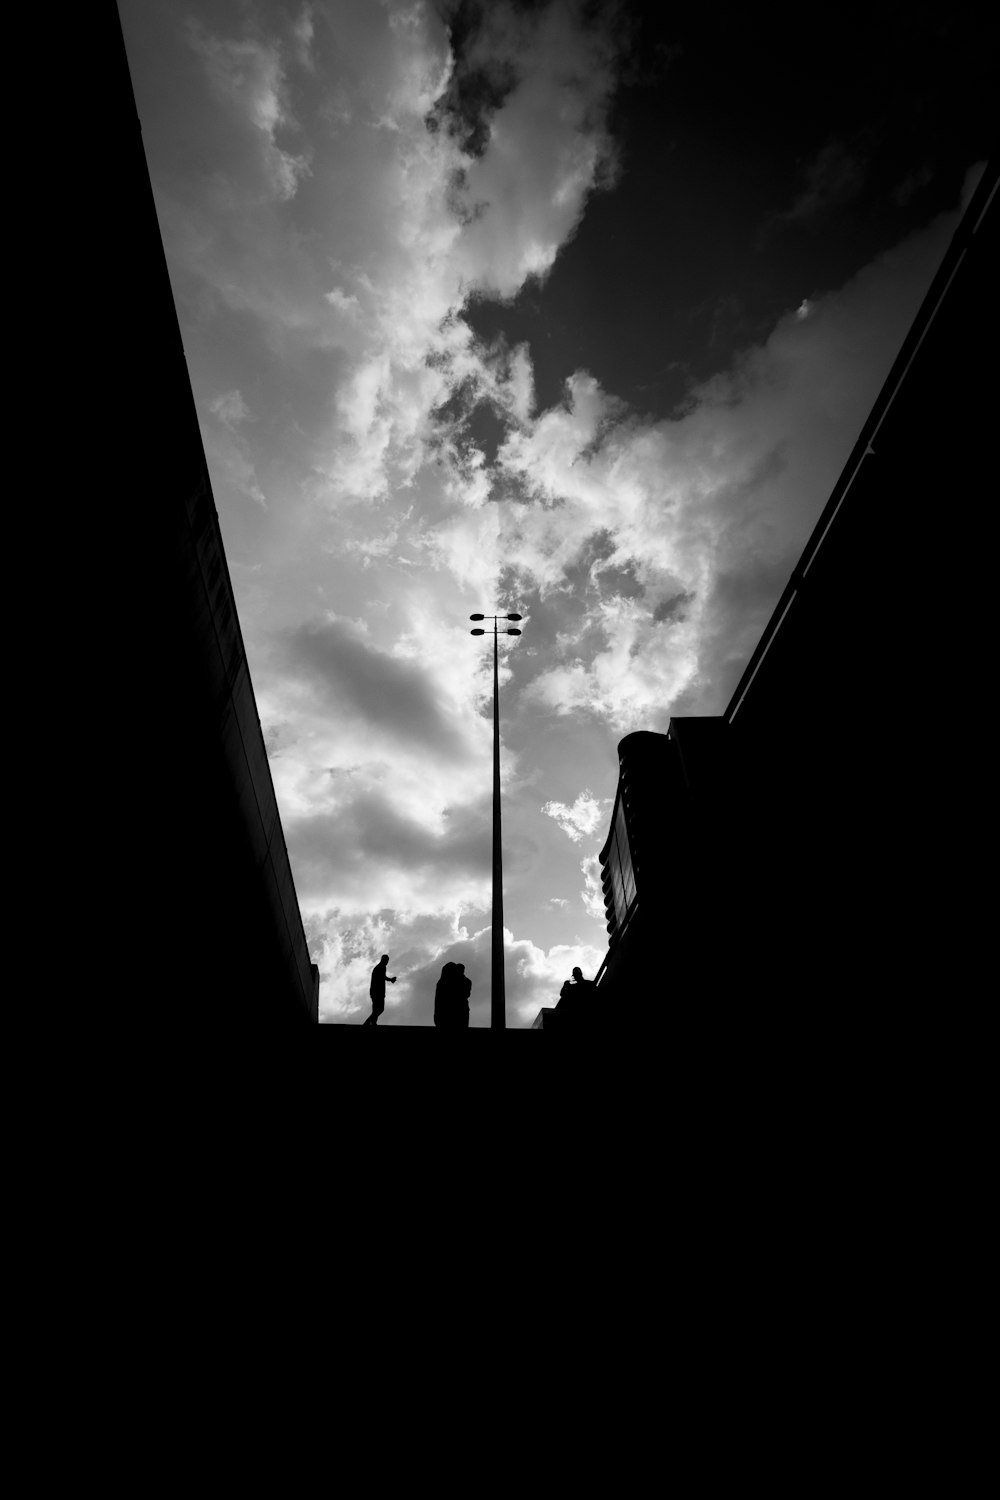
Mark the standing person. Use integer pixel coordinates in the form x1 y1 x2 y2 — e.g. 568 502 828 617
454 963 471 1027
363 954 396 1026
434 962 458 1027
434 962 472 1028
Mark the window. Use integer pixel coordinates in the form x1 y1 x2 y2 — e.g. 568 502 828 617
607 799 638 930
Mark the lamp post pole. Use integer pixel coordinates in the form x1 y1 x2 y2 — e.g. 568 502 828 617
470 612 522 1029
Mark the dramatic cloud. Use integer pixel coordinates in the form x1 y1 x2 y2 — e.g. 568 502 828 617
464 197 964 724
125 0 978 1021
440 0 621 297
153 1 622 518
319 0 620 503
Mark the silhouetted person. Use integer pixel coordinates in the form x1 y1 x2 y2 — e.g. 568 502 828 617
434 962 471 1028
434 962 451 1027
363 954 396 1025
434 962 457 1027
556 966 596 1023
454 963 471 1027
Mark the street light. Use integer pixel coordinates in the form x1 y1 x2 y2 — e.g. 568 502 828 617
470 612 523 1027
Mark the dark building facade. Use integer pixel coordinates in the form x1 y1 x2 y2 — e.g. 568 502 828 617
553 718 733 1028
583 160 996 1034
108 15 318 1026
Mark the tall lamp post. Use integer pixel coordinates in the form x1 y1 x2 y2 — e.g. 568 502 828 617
470 612 523 1028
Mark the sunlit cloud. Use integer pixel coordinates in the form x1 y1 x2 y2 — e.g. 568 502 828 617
542 790 610 842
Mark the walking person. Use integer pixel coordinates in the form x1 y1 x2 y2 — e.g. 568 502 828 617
363 954 396 1025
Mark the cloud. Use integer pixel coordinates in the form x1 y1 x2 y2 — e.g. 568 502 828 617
133 4 979 1023
431 193 964 726
316 1 621 501
766 138 866 236
443 1 621 298
288 789 491 906
542 789 609 842
324 287 362 317
891 165 934 208
292 5 315 71
202 390 267 506
209 389 253 429
581 853 605 923
165 2 622 510
256 595 511 931
283 615 469 757
185 20 310 200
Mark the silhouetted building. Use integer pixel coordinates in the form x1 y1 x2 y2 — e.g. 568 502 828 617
110 14 318 1025
592 722 730 1009
585 160 997 1033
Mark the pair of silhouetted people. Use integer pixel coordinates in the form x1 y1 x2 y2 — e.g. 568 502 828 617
363 954 396 1025
556 967 596 1022
434 961 471 1028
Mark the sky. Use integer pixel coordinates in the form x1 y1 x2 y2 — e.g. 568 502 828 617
119 0 994 1024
